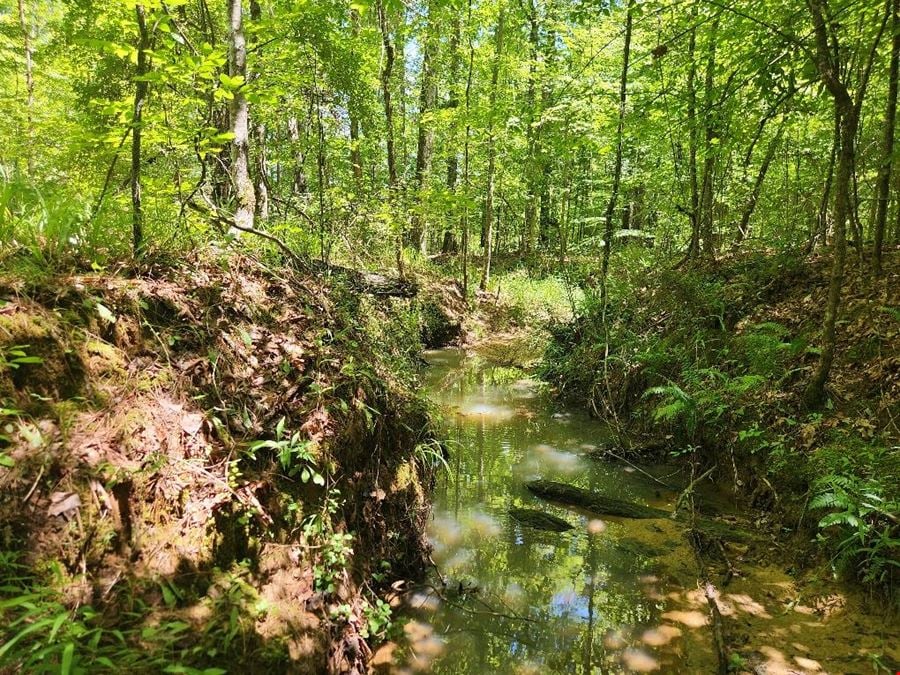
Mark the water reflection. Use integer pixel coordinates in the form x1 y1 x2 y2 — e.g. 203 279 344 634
404 349 702 673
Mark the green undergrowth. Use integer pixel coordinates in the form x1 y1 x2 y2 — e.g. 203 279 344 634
0 250 441 672
543 249 900 601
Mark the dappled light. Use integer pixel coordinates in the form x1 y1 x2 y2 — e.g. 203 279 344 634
1 0 898 665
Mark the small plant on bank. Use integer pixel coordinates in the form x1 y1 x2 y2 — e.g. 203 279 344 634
247 417 324 485
811 463 900 589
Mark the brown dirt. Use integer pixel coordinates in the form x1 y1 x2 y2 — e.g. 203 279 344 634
0 252 436 672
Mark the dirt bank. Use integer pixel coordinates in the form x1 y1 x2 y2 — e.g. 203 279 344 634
0 253 438 672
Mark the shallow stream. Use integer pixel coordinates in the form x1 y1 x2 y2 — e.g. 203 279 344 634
400 348 719 673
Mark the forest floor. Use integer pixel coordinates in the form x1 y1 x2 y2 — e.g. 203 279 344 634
0 251 438 673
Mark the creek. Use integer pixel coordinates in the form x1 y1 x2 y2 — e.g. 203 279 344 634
398 347 722 673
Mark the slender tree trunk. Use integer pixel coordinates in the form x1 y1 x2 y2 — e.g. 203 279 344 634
524 0 541 254
349 9 364 186
17 0 34 174
699 17 719 259
894 169 900 242
350 117 363 184
600 0 633 306
411 3 438 254
687 20 700 257
131 4 150 257
249 0 267 222
228 0 255 234
737 124 784 242
811 111 839 251
288 116 309 198
444 16 462 251
873 0 900 275
462 10 474 297
537 36 556 247
314 62 328 261
376 0 402 276
804 0 888 405
255 123 269 220
806 105 856 405
480 4 505 292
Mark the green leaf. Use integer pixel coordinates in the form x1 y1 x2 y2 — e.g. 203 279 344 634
218 73 245 90
96 303 116 324
61 642 75 675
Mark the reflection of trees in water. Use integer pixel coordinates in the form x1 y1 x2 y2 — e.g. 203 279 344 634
425 351 659 673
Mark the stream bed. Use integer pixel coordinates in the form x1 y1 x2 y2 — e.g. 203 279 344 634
398 348 720 673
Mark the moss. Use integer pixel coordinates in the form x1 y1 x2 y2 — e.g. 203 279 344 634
391 459 416 493
0 310 51 344
84 339 128 381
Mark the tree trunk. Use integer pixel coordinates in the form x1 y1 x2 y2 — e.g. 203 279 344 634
376 0 402 276
806 106 855 406
873 0 900 276
804 0 888 405
288 116 309 198
349 9 364 187
228 0 255 234
600 0 633 306
687 20 700 258
410 3 438 255
249 0 267 222
479 4 505 292
314 62 328 261
462 7 474 297
523 0 541 255
131 3 150 257
737 124 783 242
444 16 462 253
17 0 34 174
810 111 839 251
699 17 719 259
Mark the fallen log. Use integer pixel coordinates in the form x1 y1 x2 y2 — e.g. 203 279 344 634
509 507 573 532
525 480 669 519
525 480 751 542
309 261 418 298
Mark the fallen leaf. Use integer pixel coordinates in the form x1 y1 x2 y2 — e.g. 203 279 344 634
48 491 81 518
181 413 204 436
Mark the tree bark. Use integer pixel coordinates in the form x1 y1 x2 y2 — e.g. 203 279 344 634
810 111 839 251
600 0 633 306
249 0 268 222
228 0 255 235
479 4 505 292
737 123 784 242
687 20 701 258
410 3 438 254
443 16 462 252
873 0 900 275
699 17 720 259
376 0 402 276
288 116 309 198
804 0 888 405
462 7 474 297
523 0 541 255
131 3 150 257
349 8 364 186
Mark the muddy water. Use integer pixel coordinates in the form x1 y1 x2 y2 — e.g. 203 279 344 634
401 348 716 674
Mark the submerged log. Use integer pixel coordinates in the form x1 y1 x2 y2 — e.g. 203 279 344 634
509 507 573 532
525 479 751 542
525 480 668 519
